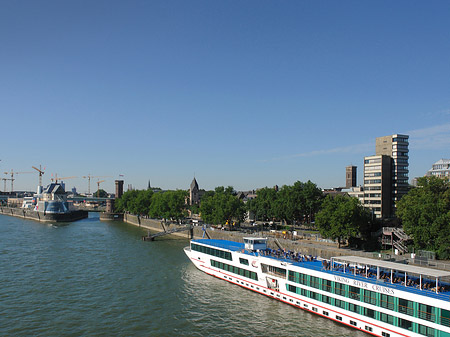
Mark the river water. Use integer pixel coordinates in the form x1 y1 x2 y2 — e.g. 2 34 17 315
0 213 367 337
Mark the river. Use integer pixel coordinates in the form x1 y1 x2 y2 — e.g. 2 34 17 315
0 213 367 336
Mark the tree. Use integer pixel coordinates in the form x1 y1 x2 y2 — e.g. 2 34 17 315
315 195 371 248
200 186 246 226
93 189 108 198
396 176 450 259
272 181 323 225
114 189 139 212
247 187 277 222
148 190 188 222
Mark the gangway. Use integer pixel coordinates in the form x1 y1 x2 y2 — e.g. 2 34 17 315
142 225 192 241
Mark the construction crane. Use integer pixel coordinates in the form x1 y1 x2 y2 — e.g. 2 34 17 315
2 178 13 193
82 175 111 195
95 180 105 197
50 174 77 184
4 170 33 192
32 165 46 186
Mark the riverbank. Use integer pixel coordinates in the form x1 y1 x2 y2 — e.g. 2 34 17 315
123 214 376 260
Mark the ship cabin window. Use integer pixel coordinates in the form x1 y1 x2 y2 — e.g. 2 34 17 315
418 324 435 337
348 286 360 301
239 258 249 266
348 303 359 314
398 298 414 317
398 318 413 332
350 320 357 326
379 313 394 325
363 308 376 319
310 276 320 289
418 303 435 322
365 326 373 332
441 309 450 327
261 263 286 278
335 315 342 321
323 311 329 316
381 332 390 337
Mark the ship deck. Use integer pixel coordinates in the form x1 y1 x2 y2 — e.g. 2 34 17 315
192 239 450 302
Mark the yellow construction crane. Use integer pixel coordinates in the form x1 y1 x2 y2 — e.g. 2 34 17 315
83 174 111 195
32 165 46 186
4 169 33 192
50 174 77 184
95 180 106 197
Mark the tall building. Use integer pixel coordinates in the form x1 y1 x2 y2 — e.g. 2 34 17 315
363 155 392 218
345 165 357 188
363 134 409 219
375 134 409 204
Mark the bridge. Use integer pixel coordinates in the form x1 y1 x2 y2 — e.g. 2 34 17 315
142 225 193 241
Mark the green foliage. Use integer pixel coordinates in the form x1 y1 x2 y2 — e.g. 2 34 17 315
315 194 371 248
200 186 245 225
93 189 108 198
397 176 450 259
246 187 278 221
148 190 188 221
248 180 323 225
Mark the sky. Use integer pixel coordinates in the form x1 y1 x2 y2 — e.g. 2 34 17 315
1 1 450 194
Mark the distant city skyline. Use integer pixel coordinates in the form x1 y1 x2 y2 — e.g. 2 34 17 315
1 1 449 193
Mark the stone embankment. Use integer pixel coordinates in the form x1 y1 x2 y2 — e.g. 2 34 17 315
122 214 375 260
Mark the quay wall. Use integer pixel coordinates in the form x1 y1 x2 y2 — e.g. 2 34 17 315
122 214 368 260
0 206 88 222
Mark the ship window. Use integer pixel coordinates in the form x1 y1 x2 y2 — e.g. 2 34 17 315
418 324 435 337
379 312 394 325
381 333 390 337
350 320 357 326
334 282 346 296
398 298 414 316
348 303 359 314
348 286 360 300
336 315 342 321
322 279 332 292
312 307 318 312
398 318 413 331
239 258 249 266
365 326 373 332
261 263 286 278
418 303 435 322
321 295 332 305
380 294 394 311
310 276 321 289
363 289 377 305
363 308 376 319
441 309 450 327
323 311 329 316
335 299 346 309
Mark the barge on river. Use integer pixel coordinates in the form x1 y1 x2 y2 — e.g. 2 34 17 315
184 237 450 337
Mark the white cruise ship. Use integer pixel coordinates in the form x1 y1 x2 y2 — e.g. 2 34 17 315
184 237 450 337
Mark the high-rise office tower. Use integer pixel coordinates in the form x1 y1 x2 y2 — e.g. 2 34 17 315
364 134 409 219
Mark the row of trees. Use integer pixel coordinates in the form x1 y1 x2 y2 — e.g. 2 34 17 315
114 189 188 221
247 181 323 224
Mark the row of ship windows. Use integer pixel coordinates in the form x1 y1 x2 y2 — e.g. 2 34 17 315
191 243 232 261
210 259 258 281
288 271 450 328
287 284 438 337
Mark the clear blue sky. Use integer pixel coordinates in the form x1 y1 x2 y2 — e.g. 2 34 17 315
1 1 449 193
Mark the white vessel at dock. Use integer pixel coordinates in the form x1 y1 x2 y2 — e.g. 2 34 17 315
184 237 450 337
